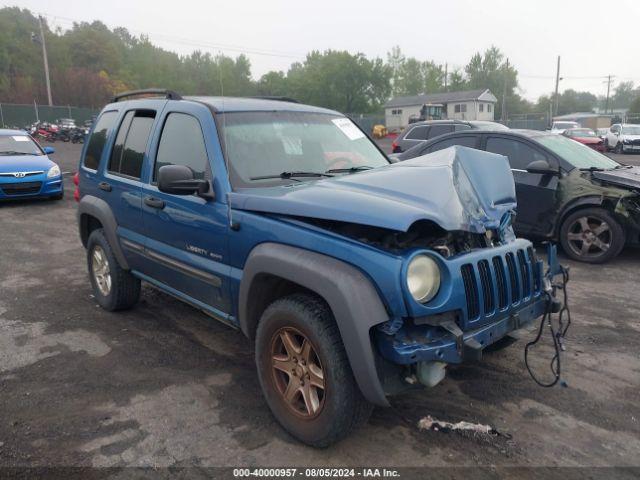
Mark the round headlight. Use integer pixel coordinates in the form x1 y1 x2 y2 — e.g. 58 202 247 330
47 164 61 179
406 255 441 303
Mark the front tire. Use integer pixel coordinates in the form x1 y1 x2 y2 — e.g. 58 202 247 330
255 293 373 447
87 229 141 311
560 208 625 263
615 141 624 154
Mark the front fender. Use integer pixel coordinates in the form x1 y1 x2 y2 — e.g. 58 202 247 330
239 242 390 406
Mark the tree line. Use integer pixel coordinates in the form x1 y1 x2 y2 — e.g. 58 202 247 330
1 7 638 117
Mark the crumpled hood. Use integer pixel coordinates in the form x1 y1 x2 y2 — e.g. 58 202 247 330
229 146 516 234
0 154 54 173
593 166 640 192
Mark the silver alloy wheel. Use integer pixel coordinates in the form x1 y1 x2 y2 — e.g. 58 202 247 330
91 246 112 296
566 215 611 259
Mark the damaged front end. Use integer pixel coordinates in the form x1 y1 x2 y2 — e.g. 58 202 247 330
374 242 567 390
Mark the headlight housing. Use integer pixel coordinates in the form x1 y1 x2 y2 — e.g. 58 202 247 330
47 164 61 179
406 255 441 303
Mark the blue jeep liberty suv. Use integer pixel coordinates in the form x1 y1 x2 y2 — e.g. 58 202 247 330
77 89 563 446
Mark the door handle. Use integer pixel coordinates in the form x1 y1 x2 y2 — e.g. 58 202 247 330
98 181 112 192
144 196 165 209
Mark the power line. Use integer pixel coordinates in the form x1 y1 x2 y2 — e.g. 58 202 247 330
36 10 307 60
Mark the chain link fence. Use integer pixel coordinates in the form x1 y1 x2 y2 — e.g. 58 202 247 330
346 113 385 134
0 102 98 129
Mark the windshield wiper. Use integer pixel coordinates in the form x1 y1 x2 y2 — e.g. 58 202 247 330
579 167 605 172
613 164 633 169
250 171 334 181
325 166 374 174
0 151 31 156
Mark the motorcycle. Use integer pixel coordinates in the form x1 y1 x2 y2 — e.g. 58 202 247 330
70 127 87 144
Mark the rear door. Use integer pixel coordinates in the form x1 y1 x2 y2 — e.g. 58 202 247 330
483 135 559 235
100 106 161 271
140 102 231 315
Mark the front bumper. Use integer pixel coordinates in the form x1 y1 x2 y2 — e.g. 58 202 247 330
0 175 63 199
376 294 549 365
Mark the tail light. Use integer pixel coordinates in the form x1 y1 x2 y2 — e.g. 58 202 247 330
391 140 400 153
73 172 80 202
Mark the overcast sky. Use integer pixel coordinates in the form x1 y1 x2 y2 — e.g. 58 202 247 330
11 0 640 101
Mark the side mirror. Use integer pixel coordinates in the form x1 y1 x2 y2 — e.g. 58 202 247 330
526 159 557 175
43 146 55 155
158 164 212 197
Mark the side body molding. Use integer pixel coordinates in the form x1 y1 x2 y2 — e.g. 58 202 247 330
77 195 129 270
239 243 390 406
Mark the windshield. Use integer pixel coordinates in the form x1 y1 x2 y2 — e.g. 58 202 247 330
219 111 390 188
538 135 618 170
622 125 640 135
0 135 43 156
553 122 579 130
569 129 596 137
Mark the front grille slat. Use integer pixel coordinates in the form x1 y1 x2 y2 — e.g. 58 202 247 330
478 260 494 314
517 249 531 298
505 252 520 304
461 264 479 320
492 256 508 309
0 181 42 195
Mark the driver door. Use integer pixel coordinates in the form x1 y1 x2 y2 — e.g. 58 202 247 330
484 135 559 236
141 104 231 314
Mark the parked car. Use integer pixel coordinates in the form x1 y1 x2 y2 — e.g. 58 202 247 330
562 128 605 152
391 119 508 153
57 118 77 129
596 127 609 140
76 90 564 446
550 121 580 134
605 123 640 154
397 129 640 263
0 129 63 200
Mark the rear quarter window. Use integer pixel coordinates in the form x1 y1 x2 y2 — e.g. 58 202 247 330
83 111 118 170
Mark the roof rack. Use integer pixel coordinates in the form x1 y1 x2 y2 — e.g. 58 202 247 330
250 96 299 104
113 89 182 103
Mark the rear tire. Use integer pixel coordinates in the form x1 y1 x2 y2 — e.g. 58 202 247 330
87 229 141 311
255 293 373 447
614 141 624 154
559 208 625 263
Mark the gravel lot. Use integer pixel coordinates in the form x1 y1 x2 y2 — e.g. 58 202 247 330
1 141 639 472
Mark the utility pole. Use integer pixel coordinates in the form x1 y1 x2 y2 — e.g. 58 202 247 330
501 58 509 122
444 63 448 91
553 55 561 117
604 75 614 114
37 16 53 106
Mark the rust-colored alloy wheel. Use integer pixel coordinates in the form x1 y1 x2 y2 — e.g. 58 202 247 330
270 327 325 418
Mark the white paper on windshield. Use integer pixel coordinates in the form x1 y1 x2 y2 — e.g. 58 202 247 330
12 136 30 142
332 118 365 141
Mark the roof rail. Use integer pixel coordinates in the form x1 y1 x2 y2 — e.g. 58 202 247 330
250 96 299 104
112 89 182 103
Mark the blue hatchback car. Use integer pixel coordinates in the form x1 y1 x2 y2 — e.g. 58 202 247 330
0 129 63 200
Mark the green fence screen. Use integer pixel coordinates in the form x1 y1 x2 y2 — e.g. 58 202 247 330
0 103 98 129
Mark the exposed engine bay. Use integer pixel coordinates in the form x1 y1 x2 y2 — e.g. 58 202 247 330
303 218 499 257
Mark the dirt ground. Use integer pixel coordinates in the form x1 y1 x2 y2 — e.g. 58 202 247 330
1 142 639 473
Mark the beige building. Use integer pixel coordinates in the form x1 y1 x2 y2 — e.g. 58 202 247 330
384 89 498 131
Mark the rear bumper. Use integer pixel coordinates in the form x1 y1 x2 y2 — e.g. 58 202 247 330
376 294 549 365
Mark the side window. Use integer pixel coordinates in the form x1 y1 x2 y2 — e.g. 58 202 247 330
455 124 471 132
108 110 155 180
485 137 548 170
428 135 478 154
488 104 492 113
405 126 428 140
83 111 117 170
154 113 208 181
427 124 454 139
479 104 484 112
